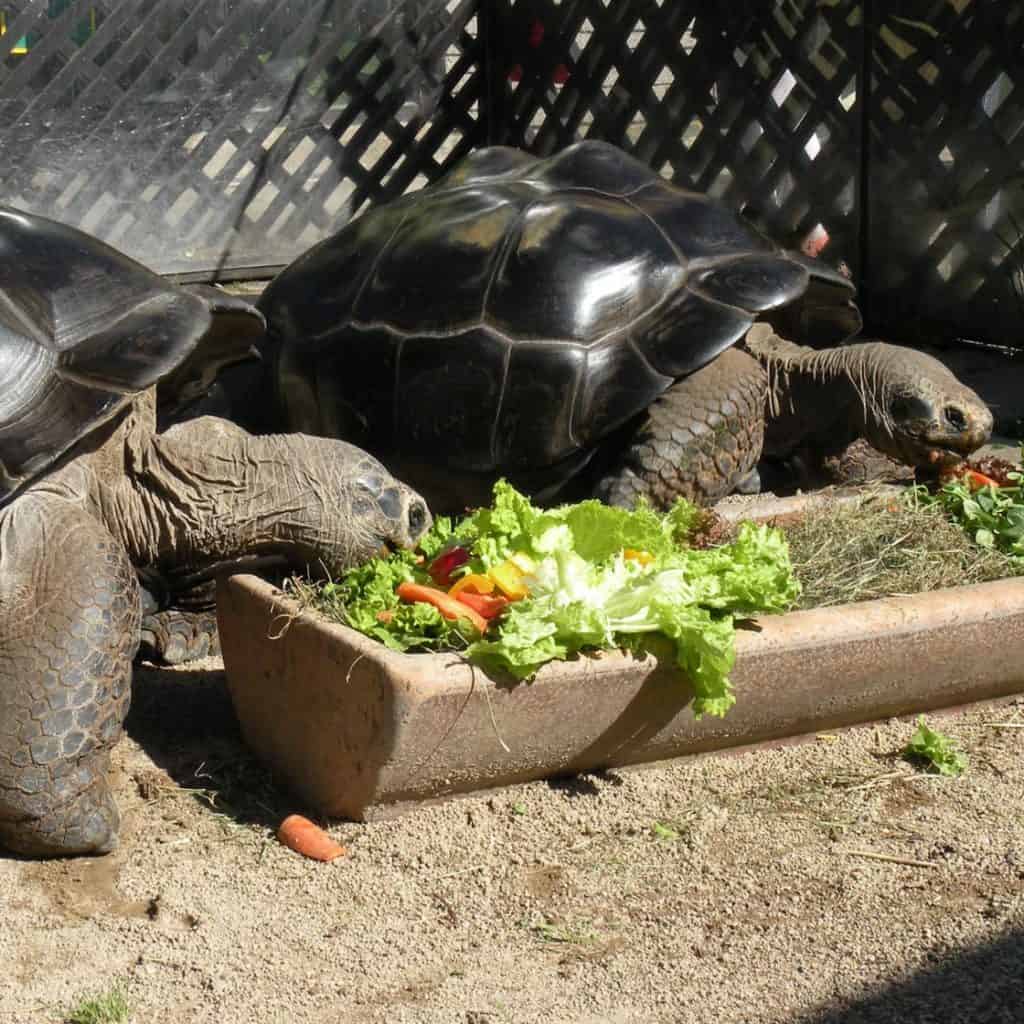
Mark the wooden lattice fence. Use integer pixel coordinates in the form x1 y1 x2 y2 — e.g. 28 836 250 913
866 1 1024 347
491 1 864 278
492 0 1024 349
0 0 487 278
2 0 1024 348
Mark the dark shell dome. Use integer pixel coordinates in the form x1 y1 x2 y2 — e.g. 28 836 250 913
0 207 213 504
258 141 844 475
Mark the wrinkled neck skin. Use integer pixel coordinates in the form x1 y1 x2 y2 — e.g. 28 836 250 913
45 395 409 594
757 336 885 458
109 428 349 586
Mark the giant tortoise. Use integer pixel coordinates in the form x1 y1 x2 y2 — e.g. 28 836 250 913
0 206 429 858
218 140 991 512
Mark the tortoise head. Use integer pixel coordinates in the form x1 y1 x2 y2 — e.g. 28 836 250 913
858 345 993 469
336 457 433 567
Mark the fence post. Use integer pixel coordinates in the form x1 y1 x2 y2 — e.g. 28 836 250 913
478 0 509 145
857 0 874 329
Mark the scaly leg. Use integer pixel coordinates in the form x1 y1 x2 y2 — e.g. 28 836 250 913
138 607 220 664
592 348 767 509
0 494 139 857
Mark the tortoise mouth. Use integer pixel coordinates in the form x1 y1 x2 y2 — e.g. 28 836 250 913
891 413 992 469
377 535 420 560
921 444 972 469
902 429 989 471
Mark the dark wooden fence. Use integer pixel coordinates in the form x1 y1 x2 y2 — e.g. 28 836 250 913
2 0 1024 348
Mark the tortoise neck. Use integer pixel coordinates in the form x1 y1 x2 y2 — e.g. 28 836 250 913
754 334 880 455
92 416 407 596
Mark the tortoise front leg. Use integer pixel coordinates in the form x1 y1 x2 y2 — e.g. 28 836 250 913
0 494 139 857
591 347 768 509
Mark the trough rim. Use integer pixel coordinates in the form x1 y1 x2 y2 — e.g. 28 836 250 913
224 569 1024 679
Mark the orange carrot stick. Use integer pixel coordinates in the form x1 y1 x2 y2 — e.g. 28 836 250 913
961 468 1000 490
395 581 489 633
277 814 347 862
942 465 1001 490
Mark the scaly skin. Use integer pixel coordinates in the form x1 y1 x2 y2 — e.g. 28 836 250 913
0 494 138 856
745 325 993 470
0 399 429 857
592 348 767 508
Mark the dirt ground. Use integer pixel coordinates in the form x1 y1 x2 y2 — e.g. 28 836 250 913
2 652 1023 1024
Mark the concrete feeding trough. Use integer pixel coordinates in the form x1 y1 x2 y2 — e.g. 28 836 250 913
216 565 1024 821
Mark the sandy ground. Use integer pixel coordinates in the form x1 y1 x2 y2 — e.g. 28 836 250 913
2 652 1023 1024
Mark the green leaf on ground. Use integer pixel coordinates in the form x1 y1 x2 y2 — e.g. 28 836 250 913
903 716 967 777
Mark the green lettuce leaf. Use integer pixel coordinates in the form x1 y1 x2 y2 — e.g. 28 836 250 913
903 716 967 776
322 530 468 652
416 515 457 561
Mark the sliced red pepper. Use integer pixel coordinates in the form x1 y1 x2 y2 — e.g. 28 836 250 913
427 544 470 586
454 591 510 620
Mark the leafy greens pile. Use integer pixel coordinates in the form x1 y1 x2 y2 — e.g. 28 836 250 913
914 452 1024 560
320 482 800 717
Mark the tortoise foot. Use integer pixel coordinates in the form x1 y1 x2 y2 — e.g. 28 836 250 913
820 438 915 487
138 609 221 665
0 772 120 858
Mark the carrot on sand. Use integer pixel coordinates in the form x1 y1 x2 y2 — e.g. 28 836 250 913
277 814 347 862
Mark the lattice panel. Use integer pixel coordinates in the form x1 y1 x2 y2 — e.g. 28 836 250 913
4 0 1024 349
0 0 485 277
491 0 864 275
866 1 1024 348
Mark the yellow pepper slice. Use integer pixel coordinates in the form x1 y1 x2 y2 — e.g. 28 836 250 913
623 548 654 565
448 573 494 598
508 552 537 574
488 560 530 600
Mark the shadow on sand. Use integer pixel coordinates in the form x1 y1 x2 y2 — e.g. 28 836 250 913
799 926 1024 1024
124 660 303 830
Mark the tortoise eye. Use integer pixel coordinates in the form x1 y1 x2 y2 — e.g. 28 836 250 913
944 405 967 431
408 501 427 535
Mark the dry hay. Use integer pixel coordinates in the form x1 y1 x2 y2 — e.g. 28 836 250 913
783 488 1024 610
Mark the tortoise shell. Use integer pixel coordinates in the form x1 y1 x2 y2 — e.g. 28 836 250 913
0 207 214 504
258 140 852 475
